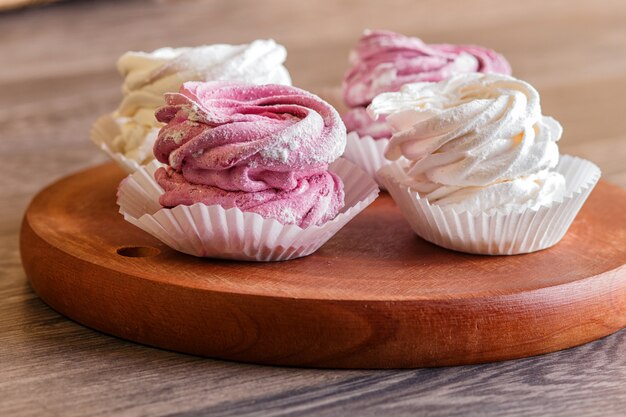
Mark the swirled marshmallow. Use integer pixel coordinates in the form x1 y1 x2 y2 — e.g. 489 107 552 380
343 30 511 139
369 73 565 212
153 81 346 227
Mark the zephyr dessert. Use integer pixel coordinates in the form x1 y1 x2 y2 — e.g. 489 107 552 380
117 81 379 261
341 30 511 184
375 73 600 255
91 40 292 173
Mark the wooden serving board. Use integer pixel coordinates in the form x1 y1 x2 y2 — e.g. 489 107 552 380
20 163 626 368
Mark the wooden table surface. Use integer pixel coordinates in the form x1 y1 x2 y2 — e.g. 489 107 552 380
2 0 625 415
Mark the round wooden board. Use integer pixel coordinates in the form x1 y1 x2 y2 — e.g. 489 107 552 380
20 163 626 368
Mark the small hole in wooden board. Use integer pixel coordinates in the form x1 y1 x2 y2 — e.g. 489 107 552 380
116 246 160 258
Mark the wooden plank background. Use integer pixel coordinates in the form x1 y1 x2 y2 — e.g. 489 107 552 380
1 0 625 415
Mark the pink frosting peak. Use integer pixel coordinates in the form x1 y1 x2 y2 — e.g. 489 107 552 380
342 30 512 119
153 81 346 227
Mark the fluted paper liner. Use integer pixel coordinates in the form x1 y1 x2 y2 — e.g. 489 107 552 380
117 158 380 261
378 155 601 255
91 114 162 174
342 132 392 189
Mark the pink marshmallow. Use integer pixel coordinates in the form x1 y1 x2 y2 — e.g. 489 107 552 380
342 30 512 135
153 81 346 227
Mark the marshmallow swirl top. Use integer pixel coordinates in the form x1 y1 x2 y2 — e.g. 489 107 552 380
153 81 346 189
369 73 565 210
343 30 511 108
110 40 292 163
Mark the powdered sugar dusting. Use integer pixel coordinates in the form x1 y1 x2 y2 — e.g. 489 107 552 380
276 206 298 225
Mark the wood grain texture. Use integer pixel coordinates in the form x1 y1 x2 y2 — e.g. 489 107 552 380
20 163 626 368
2 0 626 415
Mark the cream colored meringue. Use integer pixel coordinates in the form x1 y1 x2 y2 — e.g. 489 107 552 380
369 73 566 212
110 40 292 164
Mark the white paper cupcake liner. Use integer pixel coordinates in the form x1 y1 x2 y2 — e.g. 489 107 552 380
378 155 601 255
91 114 161 174
117 158 380 261
342 132 392 189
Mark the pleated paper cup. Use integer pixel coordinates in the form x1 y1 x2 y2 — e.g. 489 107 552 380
91 114 160 174
378 155 601 255
342 132 392 189
117 158 380 261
